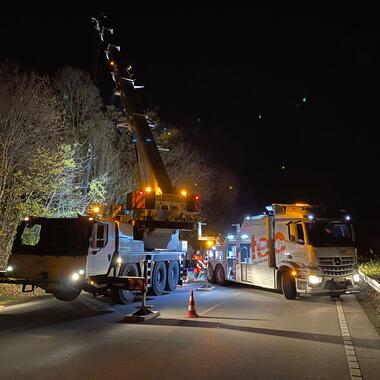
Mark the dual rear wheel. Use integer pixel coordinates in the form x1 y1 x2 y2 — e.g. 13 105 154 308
149 260 180 295
111 260 180 304
207 264 225 286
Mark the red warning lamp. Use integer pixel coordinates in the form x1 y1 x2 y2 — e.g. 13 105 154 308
186 194 201 212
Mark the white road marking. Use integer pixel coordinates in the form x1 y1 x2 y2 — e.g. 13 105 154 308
199 291 241 316
336 300 362 379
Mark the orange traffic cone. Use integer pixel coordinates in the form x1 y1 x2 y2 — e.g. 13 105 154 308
185 289 198 318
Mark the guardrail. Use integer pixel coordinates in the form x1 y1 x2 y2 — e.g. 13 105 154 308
359 269 380 293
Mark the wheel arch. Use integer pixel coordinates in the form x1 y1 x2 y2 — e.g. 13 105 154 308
276 262 300 291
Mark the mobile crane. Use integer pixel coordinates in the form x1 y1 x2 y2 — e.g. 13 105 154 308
0 14 201 304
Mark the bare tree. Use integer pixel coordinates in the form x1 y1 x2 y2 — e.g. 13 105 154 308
153 127 215 203
0 63 63 265
88 107 136 202
54 67 102 140
54 67 103 211
44 144 89 217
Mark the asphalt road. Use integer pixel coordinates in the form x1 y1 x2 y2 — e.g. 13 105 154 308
1 282 380 380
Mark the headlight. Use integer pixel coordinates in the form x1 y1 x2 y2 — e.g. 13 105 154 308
6 265 14 272
308 274 323 285
71 272 80 281
79 269 85 275
116 257 122 265
353 273 360 283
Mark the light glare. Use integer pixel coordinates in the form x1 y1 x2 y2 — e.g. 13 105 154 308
308 275 323 285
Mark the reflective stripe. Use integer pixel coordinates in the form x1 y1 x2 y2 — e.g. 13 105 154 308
145 255 152 288
178 254 184 286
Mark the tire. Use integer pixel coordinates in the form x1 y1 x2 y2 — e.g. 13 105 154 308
215 264 226 286
53 288 81 301
331 293 343 299
281 270 297 300
149 261 167 296
207 264 216 284
110 263 139 304
165 260 179 291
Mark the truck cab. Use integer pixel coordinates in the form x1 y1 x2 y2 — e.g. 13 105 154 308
4 217 112 301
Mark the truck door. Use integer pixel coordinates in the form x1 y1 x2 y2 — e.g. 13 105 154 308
284 221 307 264
240 244 252 282
87 222 114 276
226 243 237 280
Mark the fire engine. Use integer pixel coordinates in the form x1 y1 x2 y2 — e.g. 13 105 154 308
206 204 360 299
0 14 201 304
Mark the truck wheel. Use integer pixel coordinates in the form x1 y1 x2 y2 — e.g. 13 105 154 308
215 264 226 286
110 263 139 304
281 270 297 300
149 261 167 296
165 260 179 291
207 264 216 284
53 288 81 301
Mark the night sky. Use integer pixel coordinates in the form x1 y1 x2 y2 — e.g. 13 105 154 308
1 6 379 254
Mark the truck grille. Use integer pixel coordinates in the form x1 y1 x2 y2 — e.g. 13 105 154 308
318 256 355 276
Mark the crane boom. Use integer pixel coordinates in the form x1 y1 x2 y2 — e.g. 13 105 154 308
91 14 201 230
99 25 174 195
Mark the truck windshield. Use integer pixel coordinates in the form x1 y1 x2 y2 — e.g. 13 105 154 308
306 221 354 247
12 218 92 256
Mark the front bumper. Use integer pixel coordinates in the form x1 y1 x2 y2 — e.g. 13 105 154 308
295 272 360 295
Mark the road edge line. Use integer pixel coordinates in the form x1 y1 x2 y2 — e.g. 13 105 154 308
336 300 363 379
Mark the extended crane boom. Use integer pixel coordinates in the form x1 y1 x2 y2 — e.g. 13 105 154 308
104 42 174 195
91 13 201 236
